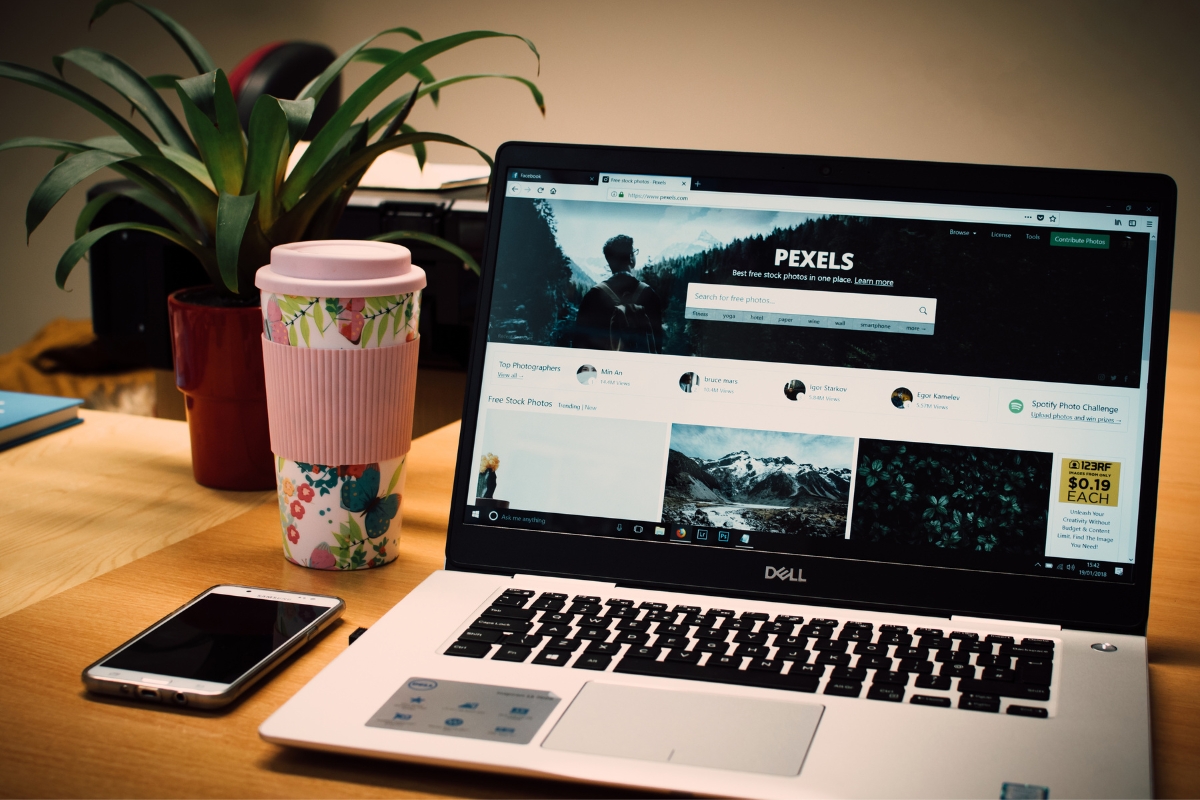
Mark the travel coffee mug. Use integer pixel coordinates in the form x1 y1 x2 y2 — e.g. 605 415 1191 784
256 241 425 570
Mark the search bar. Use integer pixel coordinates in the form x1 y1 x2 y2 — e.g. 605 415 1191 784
684 283 938 336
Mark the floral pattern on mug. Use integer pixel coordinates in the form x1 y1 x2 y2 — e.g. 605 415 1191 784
261 292 420 349
275 454 406 570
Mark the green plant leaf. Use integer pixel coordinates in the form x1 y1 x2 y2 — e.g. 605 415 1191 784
146 73 181 90
367 72 545 136
282 31 535 209
26 149 128 240
73 184 202 244
90 1 216 74
313 300 326 332
353 48 439 102
56 221 214 289
372 229 481 275
53 48 196 156
215 191 256 292
159 144 215 192
399 123 427 169
361 318 375 348
278 98 315 150
299 314 311 346
299 26 425 106
125 154 217 229
176 71 244 194
243 94 288 228
0 61 161 157
375 314 386 346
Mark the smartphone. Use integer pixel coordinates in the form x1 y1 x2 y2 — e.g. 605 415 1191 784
82 584 344 709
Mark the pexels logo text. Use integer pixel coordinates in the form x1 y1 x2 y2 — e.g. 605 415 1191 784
764 566 807 582
774 249 854 270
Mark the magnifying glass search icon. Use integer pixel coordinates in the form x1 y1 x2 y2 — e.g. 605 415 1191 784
919 306 928 315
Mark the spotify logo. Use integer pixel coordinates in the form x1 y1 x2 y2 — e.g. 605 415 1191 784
1009 399 1024 413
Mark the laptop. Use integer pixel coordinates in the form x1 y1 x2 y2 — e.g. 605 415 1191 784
261 143 1175 799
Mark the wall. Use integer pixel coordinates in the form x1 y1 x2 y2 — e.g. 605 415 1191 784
1 0 1197 353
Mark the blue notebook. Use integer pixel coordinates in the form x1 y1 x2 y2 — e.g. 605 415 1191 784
0 390 84 452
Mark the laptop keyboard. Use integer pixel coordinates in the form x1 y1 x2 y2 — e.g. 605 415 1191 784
443 589 1056 717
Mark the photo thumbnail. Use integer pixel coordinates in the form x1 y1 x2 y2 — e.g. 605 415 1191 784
891 387 913 409
662 423 853 538
851 439 1052 557
576 364 597 385
679 372 700 393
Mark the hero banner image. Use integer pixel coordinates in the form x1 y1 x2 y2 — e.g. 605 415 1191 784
467 181 1155 585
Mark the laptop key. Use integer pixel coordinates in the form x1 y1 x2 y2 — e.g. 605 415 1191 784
445 641 491 658
469 618 532 634
605 607 639 619
529 597 564 612
963 641 993 655
880 624 908 634
502 589 536 597
638 601 667 610
586 640 623 655
898 658 933 674
940 663 977 679
458 628 504 644
615 618 651 632
544 637 582 652
913 627 944 638
985 634 1015 646
958 679 1050 701
624 645 662 659
706 655 742 669
741 612 770 621
482 606 536 621
936 650 971 664
1017 660 1053 685
774 615 804 624
734 644 770 658
733 631 768 644
838 628 873 642
643 609 676 622
1007 705 1049 718
824 679 863 697
672 605 701 614
959 692 1001 712
573 653 612 671
665 649 702 665
777 648 811 662
748 659 783 673
789 663 827 678
831 666 867 681
1021 638 1056 650
655 635 690 650
707 608 736 617
815 652 851 666
812 639 848 653
911 694 952 707
492 645 532 662
540 611 576 625
573 627 609 641
492 594 528 608
506 634 543 648
614 632 650 646
867 684 905 702
532 649 571 667
877 633 912 647
605 598 634 607
856 655 892 671
723 618 756 631
919 636 954 651
855 642 889 656
949 631 979 641
535 623 572 638
568 602 602 615
774 635 809 648
894 647 929 660
576 615 608 628
694 627 727 641
873 670 909 686
693 640 729 656
981 668 1017 682
573 595 600 603
976 654 1013 669
914 674 952 691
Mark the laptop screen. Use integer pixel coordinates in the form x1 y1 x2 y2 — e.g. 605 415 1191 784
462 166 1159 587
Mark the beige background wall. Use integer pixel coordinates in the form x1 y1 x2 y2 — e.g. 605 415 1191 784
1 0 1197 354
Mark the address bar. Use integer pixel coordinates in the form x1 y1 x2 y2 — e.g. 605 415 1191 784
686 283 937 324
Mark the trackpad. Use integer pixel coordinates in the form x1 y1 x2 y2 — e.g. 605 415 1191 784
541 682 823 776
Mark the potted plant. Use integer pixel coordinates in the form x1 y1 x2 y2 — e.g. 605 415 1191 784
0 0 543 489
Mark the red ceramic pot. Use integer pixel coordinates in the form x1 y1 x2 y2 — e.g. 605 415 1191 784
168 287 274 490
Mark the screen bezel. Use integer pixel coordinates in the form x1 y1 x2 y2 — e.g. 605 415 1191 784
445 142 1176 636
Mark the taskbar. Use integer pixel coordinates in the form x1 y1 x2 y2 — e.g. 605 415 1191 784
461 502 1135 584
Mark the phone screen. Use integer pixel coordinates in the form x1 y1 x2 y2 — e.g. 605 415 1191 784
100 593 323 684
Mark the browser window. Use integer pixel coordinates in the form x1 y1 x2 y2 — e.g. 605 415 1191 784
468 168 1158 585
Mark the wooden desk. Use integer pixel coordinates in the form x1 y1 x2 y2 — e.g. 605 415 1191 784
1 313 1198 798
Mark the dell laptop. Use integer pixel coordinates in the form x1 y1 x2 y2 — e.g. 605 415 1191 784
261 143 1175 798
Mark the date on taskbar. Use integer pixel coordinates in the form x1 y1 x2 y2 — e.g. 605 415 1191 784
465 506 758 549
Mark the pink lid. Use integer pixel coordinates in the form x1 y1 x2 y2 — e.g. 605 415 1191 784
255 240 426 297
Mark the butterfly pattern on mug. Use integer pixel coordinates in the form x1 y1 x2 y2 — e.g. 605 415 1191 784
275 455 406 570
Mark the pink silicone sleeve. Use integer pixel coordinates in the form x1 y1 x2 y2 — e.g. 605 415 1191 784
261 335 419 465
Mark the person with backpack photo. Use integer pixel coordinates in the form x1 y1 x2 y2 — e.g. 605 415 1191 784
573 235 665 353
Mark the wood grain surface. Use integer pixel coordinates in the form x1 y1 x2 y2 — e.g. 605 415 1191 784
0 314 1198 798
0 409 273 619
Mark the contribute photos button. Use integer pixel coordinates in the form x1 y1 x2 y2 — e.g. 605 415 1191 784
1050 231 1110 249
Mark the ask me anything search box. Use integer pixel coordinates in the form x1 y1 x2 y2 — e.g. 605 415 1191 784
684 284 938 336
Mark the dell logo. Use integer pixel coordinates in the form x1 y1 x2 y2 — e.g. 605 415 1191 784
765 566 806 583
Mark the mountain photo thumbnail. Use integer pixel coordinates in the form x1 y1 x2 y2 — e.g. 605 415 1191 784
662 424 854 538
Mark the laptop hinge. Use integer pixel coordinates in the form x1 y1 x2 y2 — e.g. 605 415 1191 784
951 615 1062 632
